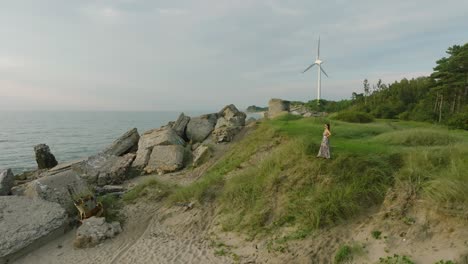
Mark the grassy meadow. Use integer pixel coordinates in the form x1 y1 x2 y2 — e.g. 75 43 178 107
130 115 468 237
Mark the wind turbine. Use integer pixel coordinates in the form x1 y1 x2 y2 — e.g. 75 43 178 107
302 37 329 105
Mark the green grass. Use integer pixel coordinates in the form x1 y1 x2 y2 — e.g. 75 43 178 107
98 194 125 223
333 111 374 123
123 178 176 204
372 230 382 239
334 244 364 264
378 254 415 264
372 128 461 146
165 115 468 237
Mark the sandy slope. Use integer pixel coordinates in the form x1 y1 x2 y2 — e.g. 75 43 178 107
16 203 232 264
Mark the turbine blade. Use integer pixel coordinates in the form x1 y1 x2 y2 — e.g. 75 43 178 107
302 63 316 73
320 66 329 77
317 36 320 59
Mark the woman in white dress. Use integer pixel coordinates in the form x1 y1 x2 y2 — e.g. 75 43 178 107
317 123 331 159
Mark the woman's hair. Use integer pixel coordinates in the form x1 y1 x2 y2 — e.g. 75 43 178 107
326 123 330 130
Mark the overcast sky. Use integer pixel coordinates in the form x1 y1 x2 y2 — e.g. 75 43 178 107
0 0 467 111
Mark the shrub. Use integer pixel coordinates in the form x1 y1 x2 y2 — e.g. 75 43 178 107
371 230 382 239
334 244 363 264
333 111 374 123
98 194 124 223
334 245 352 263
447 110 468 130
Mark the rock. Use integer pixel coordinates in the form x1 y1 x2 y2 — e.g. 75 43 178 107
73 153 136 186
186 114 218 143
192 145 211 167
217 104 246 127
0 169 14 195
212 104 246 143
268 98 290 118
101 128 140 156
172 113 191 139
246 117 256 124
74 217 121 248
48 159 86 175
132 128 185 170
191 143 201 151
22 169 90 214
34 144 58 169
0 196 67 263
144 145 185 174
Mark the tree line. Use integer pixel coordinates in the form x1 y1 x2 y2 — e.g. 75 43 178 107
340 42 467 129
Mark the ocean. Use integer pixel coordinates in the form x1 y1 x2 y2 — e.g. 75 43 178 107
0 111 260 173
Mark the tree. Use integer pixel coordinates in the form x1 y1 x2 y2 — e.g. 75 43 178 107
363 79 370 105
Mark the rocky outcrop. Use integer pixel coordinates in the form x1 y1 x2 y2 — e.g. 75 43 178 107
74 217 122 248
34 144 58 169
172 113 190 139
72 153 136 186
101 128 140 156
0 196 67 263
289 105 327 117
132 128 185 170
0 169 14 195
144 145 185 174
213 104 246 143
186 114 218 143
267 98 290 118
22 169 90 214
192 145 210 167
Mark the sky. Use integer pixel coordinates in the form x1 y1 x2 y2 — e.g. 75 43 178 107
0 0 467 111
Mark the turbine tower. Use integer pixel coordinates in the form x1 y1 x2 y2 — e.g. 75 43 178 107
302 37 329 105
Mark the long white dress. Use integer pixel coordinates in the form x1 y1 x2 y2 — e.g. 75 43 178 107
317 131 331 159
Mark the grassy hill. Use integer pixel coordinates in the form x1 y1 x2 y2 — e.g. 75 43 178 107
166 115 467 238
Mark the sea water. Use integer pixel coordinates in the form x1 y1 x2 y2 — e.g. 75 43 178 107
0 111 266 173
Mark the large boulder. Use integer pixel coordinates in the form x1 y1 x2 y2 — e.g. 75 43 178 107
132 128 185 170
213 104 247 143
186 113 218 143
74 217 121 248
0 196 67 263
72 153 136 186
22 169 90 214
144 145 185 174
101 128 140 156
172 113 191 139
34 144 58 169
192 145 211 167
268 98 290 118
0 169 14 195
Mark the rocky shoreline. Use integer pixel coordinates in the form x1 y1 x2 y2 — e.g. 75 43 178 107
0 104 249 263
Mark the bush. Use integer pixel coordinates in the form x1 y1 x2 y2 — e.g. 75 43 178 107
333 111 374 123
447 110 468 130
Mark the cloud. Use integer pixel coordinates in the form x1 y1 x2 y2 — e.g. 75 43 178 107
0 57 25 70
80 5 124 22
157 8 188 16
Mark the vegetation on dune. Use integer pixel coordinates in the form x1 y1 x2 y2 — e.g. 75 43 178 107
397 144 468 212
333 111 374 123
98 194 125 223
372 128 461 146
167 116 467 238
173 118 378 234
334 244 364 264
123 178 175 204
